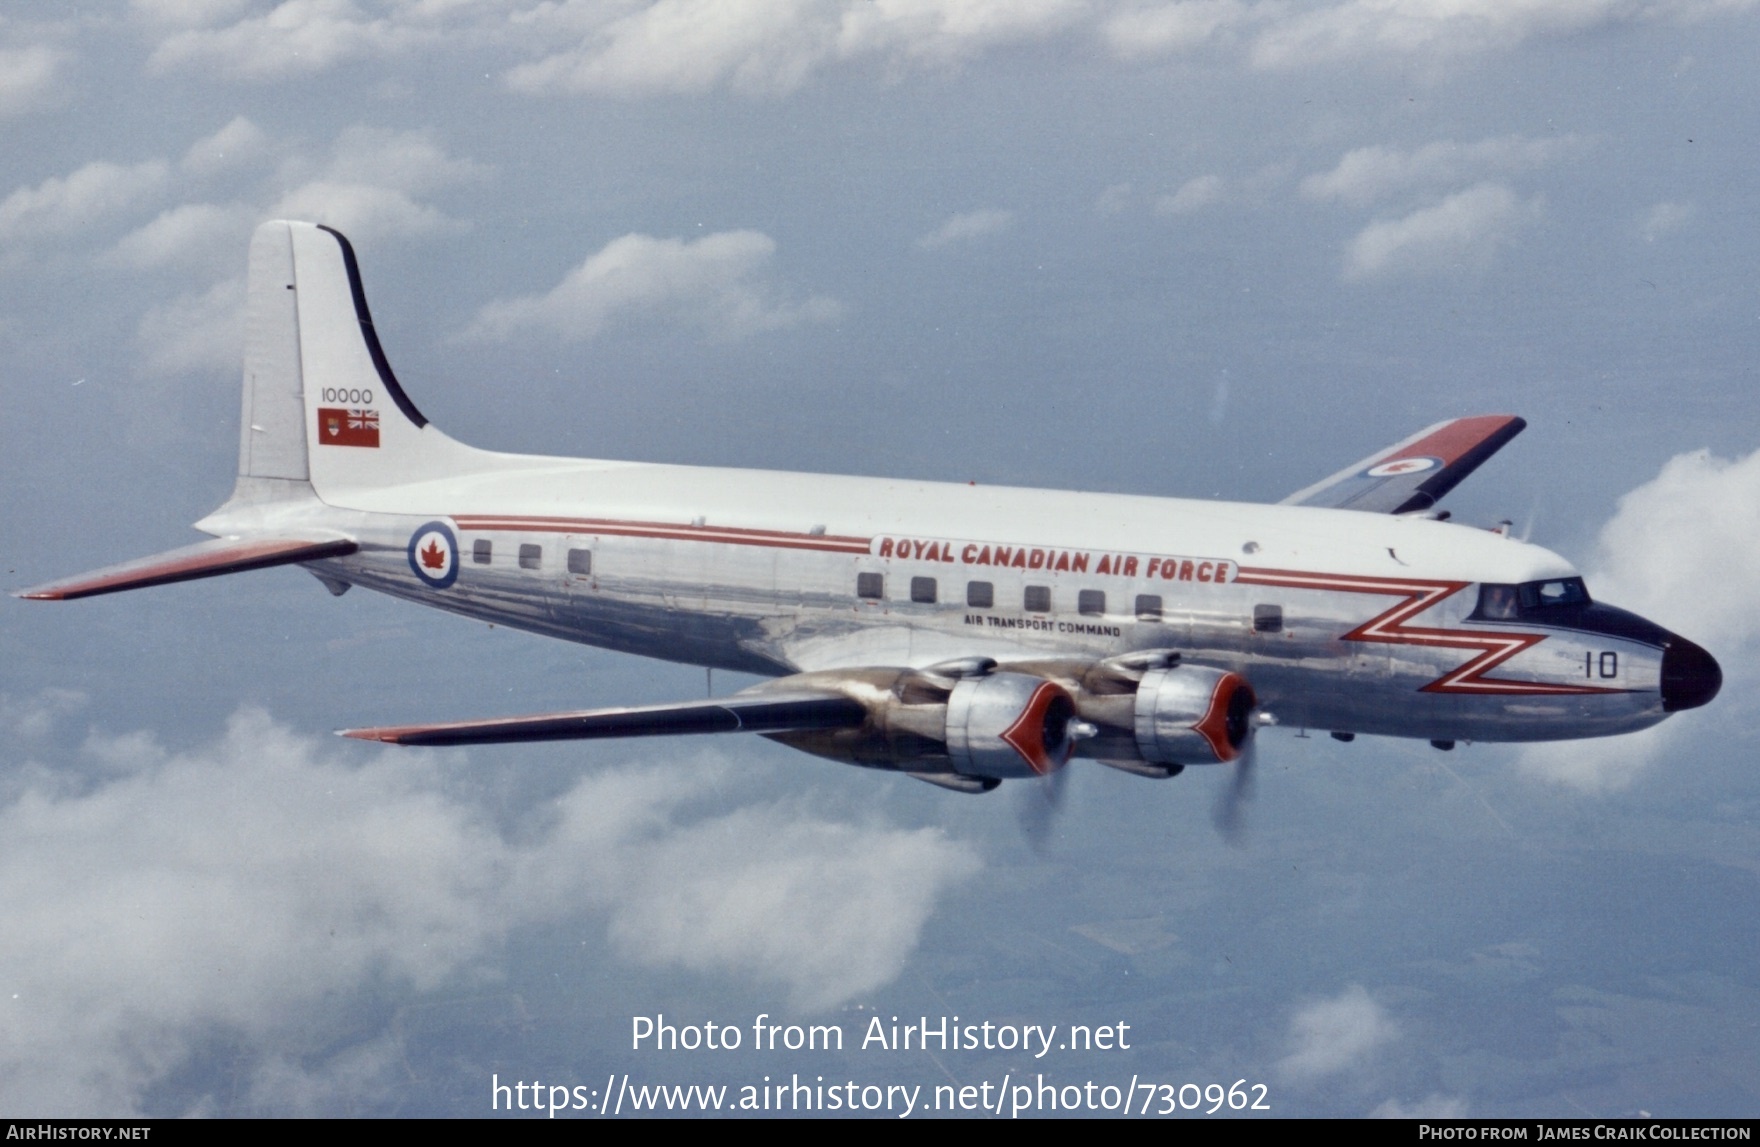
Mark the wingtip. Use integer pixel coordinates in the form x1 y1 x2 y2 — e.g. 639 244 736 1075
337 728 399 742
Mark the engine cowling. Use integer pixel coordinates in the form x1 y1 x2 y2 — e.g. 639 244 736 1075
1133 665 1255 765
946 671 1080 779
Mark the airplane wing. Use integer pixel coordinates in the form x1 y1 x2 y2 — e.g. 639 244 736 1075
339 692 868 746
15 535 358 600
1280 415 1526 514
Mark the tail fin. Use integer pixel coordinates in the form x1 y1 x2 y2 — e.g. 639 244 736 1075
18 221 477 600
237 220 482 506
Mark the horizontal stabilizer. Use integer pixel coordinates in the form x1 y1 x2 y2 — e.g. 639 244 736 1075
16 535 357 601
340 692 868 747
1281 415 1526 514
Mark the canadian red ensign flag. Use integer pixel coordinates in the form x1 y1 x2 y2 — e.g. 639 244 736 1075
316 407 380 448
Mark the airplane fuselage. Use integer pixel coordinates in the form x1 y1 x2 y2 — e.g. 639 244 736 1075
202 455 1679 746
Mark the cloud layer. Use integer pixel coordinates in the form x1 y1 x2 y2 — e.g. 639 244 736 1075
123 0 1760 95
0 708 978 1113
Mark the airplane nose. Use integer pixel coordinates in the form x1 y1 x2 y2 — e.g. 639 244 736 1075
1661 635 1722 712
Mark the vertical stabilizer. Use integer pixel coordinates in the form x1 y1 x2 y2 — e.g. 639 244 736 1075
283 221 482 502
238 222 309 482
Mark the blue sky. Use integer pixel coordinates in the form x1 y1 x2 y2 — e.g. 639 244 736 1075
2 0 1758 1117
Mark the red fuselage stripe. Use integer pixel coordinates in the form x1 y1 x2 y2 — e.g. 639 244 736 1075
1235 567 1626 697
451 515 872 554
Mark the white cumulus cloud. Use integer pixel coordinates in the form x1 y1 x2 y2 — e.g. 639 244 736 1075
528 763 981 1010
319 123 488 197
136 276 246 375
0 160 170 246
1302 134 1583 207
916 207 1015 249
266 125 484 242
1278 984 1398 1081
1101 0 1256 59
467 230 843 342
130 0 253 25
509 0 843 98
1099 0 1758 70
1516 447 1760 791
147 0 432 80
0 689 88 743
0 44 68 117
1342 181 1540 281
1640 200 1695 243
1155 173 1227 215
258 124 482 242
507 0 1085 97
110 202 259 272
269 181 463 241
181 115 271 178
1248 0 1742 70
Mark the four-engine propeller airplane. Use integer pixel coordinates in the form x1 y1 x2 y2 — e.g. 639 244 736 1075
19 221 1723 795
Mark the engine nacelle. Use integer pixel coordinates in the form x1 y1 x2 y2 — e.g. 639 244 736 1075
946 672 1080 779
1133 665 1255 765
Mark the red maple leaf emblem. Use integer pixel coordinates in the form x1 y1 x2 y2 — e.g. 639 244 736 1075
419 538 447 570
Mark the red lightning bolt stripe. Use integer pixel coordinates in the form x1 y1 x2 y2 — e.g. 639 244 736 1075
1235 567 1626 697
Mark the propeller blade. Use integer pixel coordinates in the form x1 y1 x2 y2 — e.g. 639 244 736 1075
1017 764 1072 855
1212 737 1256 845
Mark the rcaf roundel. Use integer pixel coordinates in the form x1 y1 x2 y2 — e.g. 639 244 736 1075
408 521 459 589
1365 455 1440 478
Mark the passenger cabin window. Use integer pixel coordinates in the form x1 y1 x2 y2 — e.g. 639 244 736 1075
1078 589 1106 616
1253 604 1283 634
518 544 542 570
1135 594 1163 621
1024 585 1051 613
911 576 938 604
472 539 492 565
567 548 592 576
1473 577 1591 621
967 581 994 608
856 572 884 600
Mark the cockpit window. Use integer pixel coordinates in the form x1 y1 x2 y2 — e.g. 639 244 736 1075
1473 577 1591 621
1477 583 1519 619
1520 578 1591 609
